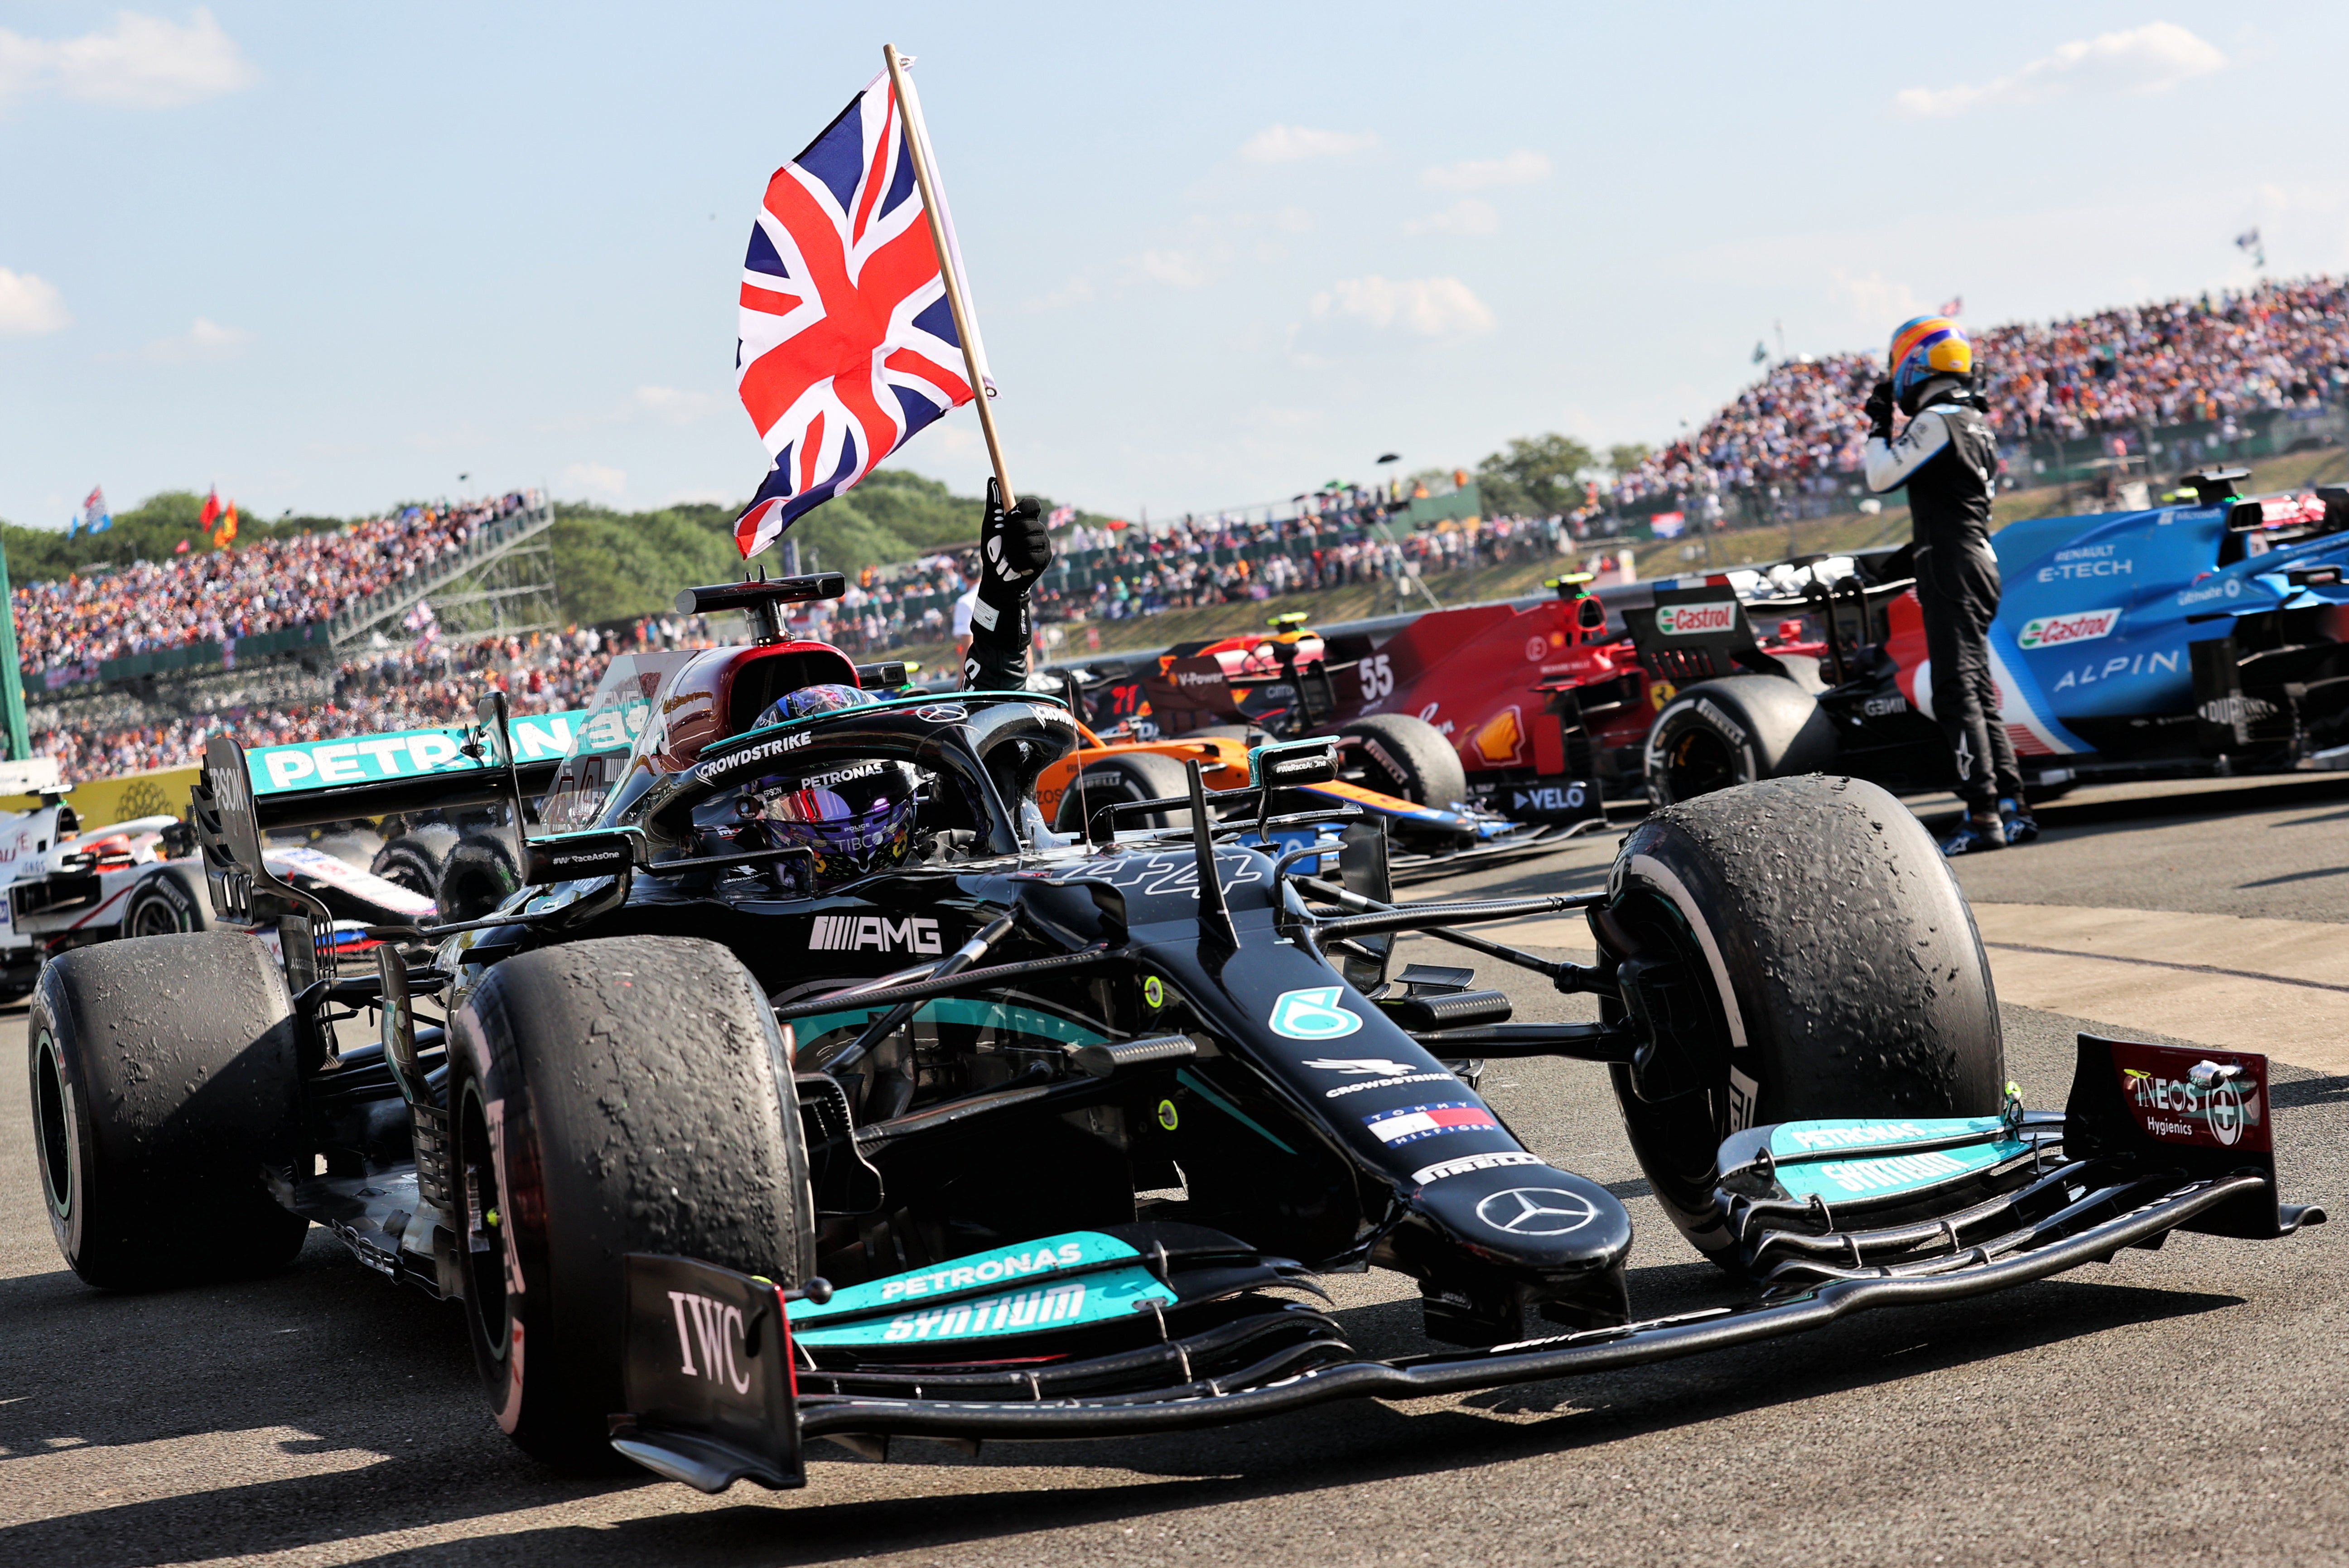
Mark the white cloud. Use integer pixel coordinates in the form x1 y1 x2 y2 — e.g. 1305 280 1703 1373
1240 124 1378 164
0 8 259 110
1275 206 1316 234
1896 23 2224 118
143 316 248 362
1135 249 1216 289
1420 150 1551 191
0 268 70 333
1309 275 1495 338
1405 199 1500 237
561 463 628 500
634 384 719 425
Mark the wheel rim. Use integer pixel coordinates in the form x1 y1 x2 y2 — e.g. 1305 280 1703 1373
33 1030 73 1221
1661 724 1739 801
127 897 183 938
458 1081 511 1367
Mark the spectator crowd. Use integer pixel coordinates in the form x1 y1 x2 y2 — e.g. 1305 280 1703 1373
14 491 541 682
1606 276 2349 513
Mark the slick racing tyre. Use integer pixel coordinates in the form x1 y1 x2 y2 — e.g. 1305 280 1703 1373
122 864 215 937
1596 774 2003 1263
29 932 310 1289
450 935 816 1470
371 822 461 899
1051 750 1196 835
436 832 521 923
1337 713 1467 809
1645 675 1839 805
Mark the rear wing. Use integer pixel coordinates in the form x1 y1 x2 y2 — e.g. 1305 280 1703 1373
1622 585 1760 684
190 706 608 980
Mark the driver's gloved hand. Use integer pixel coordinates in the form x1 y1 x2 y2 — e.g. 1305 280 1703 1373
966 478 1051 689
1863 378 1896 439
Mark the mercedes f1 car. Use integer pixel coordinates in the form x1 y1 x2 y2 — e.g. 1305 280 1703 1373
26 572 2322 1495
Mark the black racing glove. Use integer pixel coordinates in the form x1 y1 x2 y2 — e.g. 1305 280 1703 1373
964 478 1052 690
1863 378 1896 439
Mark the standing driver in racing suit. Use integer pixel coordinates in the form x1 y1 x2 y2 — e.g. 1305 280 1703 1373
962 479 1053 691
1862 315 2037 855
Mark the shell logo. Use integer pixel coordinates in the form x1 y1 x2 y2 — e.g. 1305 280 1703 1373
1471 706 1524 765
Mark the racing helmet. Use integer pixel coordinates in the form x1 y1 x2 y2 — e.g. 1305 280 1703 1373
1888 315 1973 412
754 759 921 888
754 682 878 729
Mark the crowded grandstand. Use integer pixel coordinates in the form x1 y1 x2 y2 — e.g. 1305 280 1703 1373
20 276 2349 783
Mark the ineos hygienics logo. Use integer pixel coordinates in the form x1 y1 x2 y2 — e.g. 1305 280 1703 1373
1475 1187 1598 1237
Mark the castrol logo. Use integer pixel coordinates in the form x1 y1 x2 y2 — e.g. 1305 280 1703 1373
2017 608 2121 650
1654 601 1735 636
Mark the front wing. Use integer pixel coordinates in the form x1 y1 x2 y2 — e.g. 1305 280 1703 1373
612 1035 2324 1492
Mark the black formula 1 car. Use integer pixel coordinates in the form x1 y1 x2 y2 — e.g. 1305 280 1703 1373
26 574 2323 1493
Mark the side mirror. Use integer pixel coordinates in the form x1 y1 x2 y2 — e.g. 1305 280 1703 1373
1247 737 1341 790
520 828 643 885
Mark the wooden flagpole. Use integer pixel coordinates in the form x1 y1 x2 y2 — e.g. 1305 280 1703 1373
883 43 1015 509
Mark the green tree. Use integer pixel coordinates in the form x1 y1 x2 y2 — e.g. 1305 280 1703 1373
1476 434 1596 517
1606 442 1653 476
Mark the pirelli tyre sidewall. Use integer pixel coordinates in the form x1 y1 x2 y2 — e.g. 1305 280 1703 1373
437 832 522 924
1645 675 1840 806
123 863 215 939
1050 749 1196 834
29 932 308 1289
1337 712 1468 809
1598 774 2005 1263
449 934 815 1470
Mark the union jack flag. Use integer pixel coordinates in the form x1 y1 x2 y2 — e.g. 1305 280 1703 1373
734 66 992 559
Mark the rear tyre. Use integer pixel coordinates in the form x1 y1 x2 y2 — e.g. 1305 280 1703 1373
1050 750 1196 834
1337 713 1467 808
449 935 815 1470
1597 774 2003 1261
437 833 521 923
29 932 310 1289
123 864 216 937
1644 675 1839 806
372 823 461 899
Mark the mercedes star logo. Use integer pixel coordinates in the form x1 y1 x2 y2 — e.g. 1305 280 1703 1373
914 704 968 724
1475 1186 1598 1237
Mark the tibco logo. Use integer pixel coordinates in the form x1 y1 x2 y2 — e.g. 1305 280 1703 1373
2017 608 2120 649
1655 602 1735 636
810 914 943 954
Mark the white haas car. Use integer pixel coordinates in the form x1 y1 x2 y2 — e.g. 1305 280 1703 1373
0 797 77 1000
8 814 436 963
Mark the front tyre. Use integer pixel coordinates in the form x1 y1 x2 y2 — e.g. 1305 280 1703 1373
449 935 815 1470
123 864 215 938
29 933 309 1289
1598 775 2003 1260
1644 675 1839 806
1337 713 1467 808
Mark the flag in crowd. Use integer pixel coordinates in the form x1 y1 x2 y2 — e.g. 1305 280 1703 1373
215 498 239 548
1940 295 1963 317
69 486 111 538
732 62 993 560
1047 504 1076 528
199 488 220 531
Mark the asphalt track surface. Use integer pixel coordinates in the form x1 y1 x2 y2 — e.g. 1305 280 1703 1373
3 776 2345 1566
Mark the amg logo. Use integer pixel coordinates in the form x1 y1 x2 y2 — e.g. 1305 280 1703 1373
810 914 943 954
666 1289 752 1394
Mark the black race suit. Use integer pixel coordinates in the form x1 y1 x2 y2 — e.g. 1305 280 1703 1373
1864 386 2021 810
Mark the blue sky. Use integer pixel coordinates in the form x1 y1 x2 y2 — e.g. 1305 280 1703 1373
2 4 2343 534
